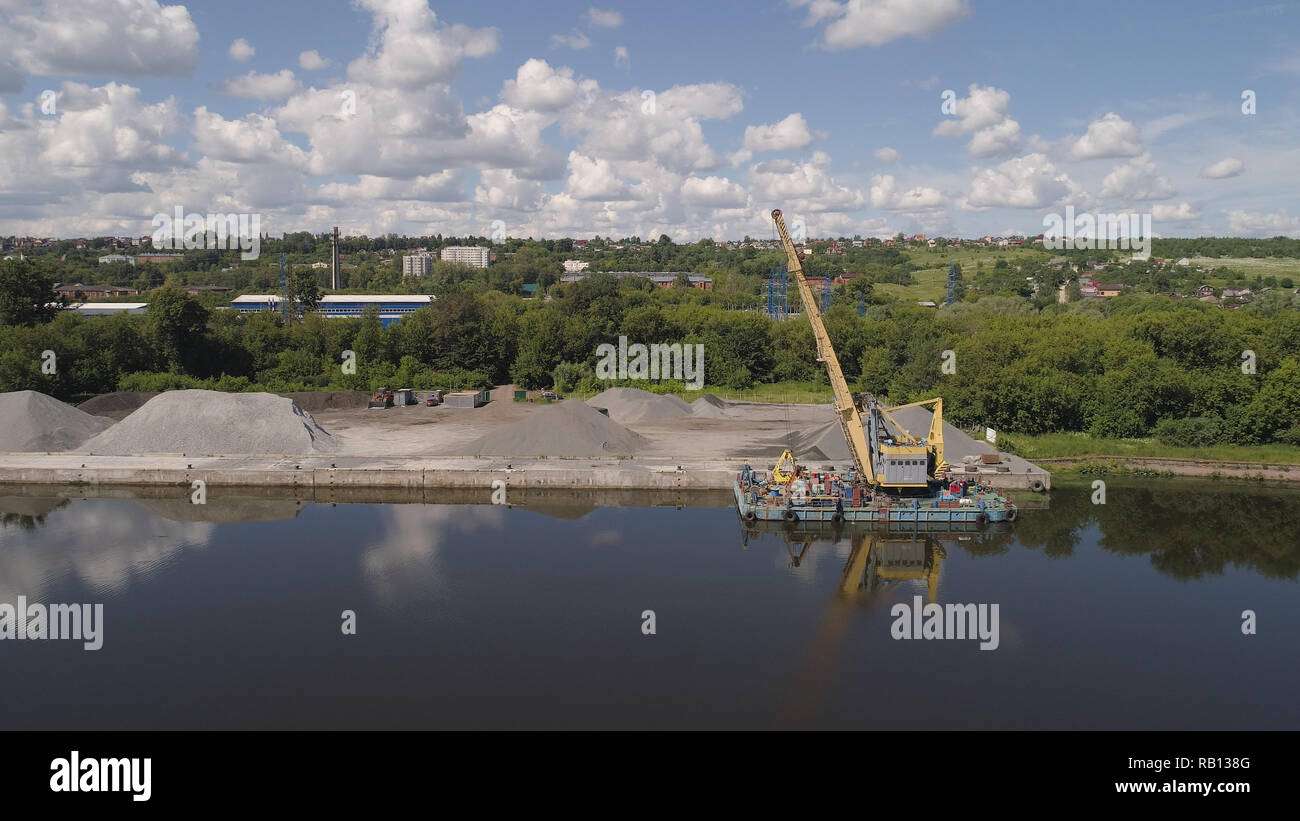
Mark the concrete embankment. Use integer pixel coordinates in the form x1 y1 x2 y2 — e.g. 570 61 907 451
0 452 1051 492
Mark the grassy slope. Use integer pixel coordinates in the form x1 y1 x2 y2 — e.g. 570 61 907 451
1188 256 1300 278
875 245 1053 303
999 432 1300 465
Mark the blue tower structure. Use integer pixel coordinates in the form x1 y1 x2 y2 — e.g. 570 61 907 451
946 259 958 306
778 263 788 319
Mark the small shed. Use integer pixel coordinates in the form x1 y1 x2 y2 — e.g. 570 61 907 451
444 389 489 408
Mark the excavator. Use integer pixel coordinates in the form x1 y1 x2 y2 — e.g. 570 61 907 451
770 209 947 490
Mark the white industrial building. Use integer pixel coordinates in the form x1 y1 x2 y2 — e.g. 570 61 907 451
69 302 149 316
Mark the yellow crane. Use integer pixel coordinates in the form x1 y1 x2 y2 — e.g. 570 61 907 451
772 208 951 489
772 209 877 484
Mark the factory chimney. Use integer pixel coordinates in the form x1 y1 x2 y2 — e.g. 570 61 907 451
331 226 340 290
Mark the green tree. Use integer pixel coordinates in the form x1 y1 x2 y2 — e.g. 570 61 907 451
289 268 321 314
0 259 60 326
148 287 209 371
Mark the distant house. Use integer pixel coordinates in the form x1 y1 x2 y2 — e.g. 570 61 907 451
916 301 938 309
135 253 184 264
54 283 139 299
1176 257 1191 266
562 259 589 273
184 285 232 296
97 254 135 266
1222 288 1253 299
1096 283 1125 298
1195 285 1216 298
558 271 712 291
521 283 538 299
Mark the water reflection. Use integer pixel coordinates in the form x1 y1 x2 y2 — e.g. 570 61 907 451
0 497 214 600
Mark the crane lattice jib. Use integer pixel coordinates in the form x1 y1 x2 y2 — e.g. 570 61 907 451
771 209 876 485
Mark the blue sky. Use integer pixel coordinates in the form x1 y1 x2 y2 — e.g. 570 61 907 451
1 0 1297 240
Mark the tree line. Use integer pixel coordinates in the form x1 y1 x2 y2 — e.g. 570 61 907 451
1 261 1298 446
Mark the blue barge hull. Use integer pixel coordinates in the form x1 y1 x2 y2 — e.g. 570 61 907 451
734 481 1016 525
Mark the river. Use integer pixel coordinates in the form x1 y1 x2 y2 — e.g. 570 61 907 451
0 478 1295 729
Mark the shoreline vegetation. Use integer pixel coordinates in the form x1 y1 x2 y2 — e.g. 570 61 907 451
3 237 1299 465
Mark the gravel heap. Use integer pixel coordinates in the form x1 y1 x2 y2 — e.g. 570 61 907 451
586 387 691 423
0 391 115 451
80 390 339 455
767 420 852 462
278 390 371 413
462 398 649 457
689 394 730 418
77 391 159 420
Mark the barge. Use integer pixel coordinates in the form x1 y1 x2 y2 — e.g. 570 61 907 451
734 467 1017 526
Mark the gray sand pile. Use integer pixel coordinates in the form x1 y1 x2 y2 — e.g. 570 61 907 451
278 390 370 413
463 398 648 457
586 387 691 423
78 391 159 420
761 420 852 462
0 391 115 451
690 394 730 419
80 390 339 455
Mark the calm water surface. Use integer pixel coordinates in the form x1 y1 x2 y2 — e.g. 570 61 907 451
0 479 1296 729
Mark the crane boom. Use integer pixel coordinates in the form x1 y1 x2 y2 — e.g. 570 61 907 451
772 209 876 484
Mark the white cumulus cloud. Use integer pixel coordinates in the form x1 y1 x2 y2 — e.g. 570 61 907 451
229 38 255 62
742 113 814 152
1068 112 1143 160
797 0 971 50
1201 157 1244 179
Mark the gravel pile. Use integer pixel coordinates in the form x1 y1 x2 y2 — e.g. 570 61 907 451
77 391 158 420
80 390 339 455
586 387 691 423
278 390 371 413
689 394 730 418
0 391 115 451
766 420 852 462
462 398 649 457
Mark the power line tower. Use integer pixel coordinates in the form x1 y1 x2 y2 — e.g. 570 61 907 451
766 266 776 318
822 276 832 312
778 263 788 319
